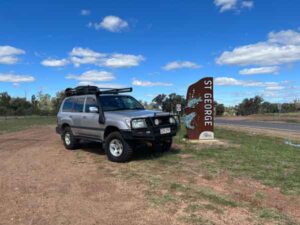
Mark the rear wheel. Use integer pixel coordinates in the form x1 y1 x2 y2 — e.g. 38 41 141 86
62 127 79 150
104 131 133 162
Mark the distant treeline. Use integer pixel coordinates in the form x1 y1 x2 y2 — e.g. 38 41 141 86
0 91 65 116
234 96 300 116
0 91 299 117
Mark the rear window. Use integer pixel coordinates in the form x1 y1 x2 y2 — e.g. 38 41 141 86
62 98 74 112
73 97 85 113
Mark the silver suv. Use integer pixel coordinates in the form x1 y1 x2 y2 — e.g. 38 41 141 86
56 86 178 162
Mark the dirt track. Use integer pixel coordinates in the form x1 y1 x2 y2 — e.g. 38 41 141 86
0 126 176 225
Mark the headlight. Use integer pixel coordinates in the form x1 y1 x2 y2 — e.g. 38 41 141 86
169 117 176 124
154 118 160 126
131 119 147 129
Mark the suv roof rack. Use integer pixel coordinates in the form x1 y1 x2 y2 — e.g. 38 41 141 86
65 86 132 97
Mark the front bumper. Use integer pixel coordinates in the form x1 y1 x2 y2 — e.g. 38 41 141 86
120 124 178 141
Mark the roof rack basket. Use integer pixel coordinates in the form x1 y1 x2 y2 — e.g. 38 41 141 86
65 86 132 97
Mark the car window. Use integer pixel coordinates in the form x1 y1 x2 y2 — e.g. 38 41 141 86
100 95 144 111
73 97 85 113
62 98 74 112
85 97 98 112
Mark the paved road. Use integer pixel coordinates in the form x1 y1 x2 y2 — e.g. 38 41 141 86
215 118 300 133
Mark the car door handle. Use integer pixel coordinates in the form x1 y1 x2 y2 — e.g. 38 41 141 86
82 116 87 119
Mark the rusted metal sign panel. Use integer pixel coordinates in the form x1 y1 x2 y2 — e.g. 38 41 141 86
184 77 214 140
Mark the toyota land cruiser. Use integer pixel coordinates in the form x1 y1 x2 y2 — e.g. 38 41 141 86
56 86 178 162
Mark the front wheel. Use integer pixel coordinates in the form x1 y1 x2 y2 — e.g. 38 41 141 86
104 131 133 162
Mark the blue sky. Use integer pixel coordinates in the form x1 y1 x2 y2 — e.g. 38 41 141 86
0 0 300 106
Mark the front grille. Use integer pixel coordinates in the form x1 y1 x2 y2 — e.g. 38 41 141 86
149 116 170 126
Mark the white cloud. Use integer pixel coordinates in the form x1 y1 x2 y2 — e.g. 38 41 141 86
163 61 201 71
214 0 237 12
264 85 285 91
241 1 254 9
69 47 105 67
66 70 115 82
215 77 286 93
215 77 261 86
69 47 143 68
41 58 69 67
41 47 144 68
239 66 279 75
214 0 253 12
132 79 173 87
103 54 144 68
77 81 125 89
216 29 300 67
0 45 25 64
94 16 128 32
81 9 91 16
0 73 35 82
268 30 300 45
69 47 104 58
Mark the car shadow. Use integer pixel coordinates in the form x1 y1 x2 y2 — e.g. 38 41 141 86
78 141 105 155
77 141 181 161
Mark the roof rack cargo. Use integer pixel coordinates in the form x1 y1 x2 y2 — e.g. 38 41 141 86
64 86 132 96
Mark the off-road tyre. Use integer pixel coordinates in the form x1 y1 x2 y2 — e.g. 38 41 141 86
152 138 172 152
104 131 134 162
62 126 79 150
162 138 172 152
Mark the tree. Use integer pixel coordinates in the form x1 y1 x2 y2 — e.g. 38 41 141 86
0 92 11 116
37 91 52 115
215 103 225 116
281 103 296 113
0 92 11 108
10 97 33 115
51 91 65 114
152 93 186 115
236 96 264 116
260 102 278 114
152 94 167 109
31 94 38 113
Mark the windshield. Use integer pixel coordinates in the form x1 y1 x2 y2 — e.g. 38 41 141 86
100 95 144 111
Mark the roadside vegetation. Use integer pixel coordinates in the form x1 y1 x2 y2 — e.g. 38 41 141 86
245 112 300 123
0 116 56 134
234 96 300 116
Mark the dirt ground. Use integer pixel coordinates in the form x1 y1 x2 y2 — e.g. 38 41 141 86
0 126 177 225
0 126 299 225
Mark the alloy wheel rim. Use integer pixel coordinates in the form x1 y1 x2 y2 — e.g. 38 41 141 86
109 139 123 157
65 133 71 145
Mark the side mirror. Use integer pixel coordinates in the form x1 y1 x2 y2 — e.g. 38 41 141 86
89 106 99 113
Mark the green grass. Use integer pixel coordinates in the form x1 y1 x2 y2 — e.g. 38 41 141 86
258 208 297 225
183 127 300 195
81 126 300 224
0 116 56 134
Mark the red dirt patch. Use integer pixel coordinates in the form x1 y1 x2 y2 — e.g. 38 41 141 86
0 126 178 225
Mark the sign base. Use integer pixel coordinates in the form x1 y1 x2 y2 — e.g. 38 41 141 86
199 131 214 140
